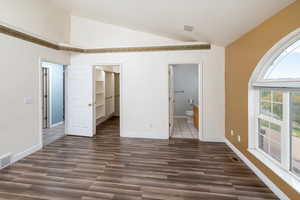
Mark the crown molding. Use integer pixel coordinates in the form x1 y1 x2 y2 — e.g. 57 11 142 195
0 24 211 53
84 44 211 53
0 24 60 50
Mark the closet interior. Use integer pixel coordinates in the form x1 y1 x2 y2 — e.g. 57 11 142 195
94 65 120 126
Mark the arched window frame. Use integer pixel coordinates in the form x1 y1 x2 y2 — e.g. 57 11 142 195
249 28 300 194
251 28 300 87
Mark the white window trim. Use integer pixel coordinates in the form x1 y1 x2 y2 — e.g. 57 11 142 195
248 148 300 192
248 27 300 194
250 28 300 88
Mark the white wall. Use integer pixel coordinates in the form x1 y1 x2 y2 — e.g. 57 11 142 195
0 10 224 164
0 0 70 43
70 16 225 141
0 33 69 158
71 46 225 141
70 16 179 48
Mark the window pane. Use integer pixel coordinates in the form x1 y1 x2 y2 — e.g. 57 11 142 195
290 92 300 177
269 140 281 162
258 119 281 162
270 122 281 143
259 90 283 120
272 91 283 103
261 102 271 116
260 89 271 102
259 119 269 134
258 134 269 153
264 39 300 80
272 103 283 120
291 136 300 177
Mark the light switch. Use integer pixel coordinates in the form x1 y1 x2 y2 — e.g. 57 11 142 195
24 96 33 104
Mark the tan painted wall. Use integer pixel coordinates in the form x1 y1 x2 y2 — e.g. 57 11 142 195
225 1 300 199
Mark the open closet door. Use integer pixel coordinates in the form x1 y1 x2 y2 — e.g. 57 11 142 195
66 65 94 137
169 65 175 137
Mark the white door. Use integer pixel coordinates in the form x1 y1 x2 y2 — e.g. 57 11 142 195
67 65 94 137
169 65 175 137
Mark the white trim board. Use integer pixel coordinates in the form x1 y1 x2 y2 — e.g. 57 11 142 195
41 63 53 127
225 139 289 200
174 115 187 119
11 143 42 164
50 121 64 128
96 114 114 126
202 138 224 143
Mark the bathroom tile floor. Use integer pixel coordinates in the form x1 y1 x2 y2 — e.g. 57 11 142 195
172 117 198 139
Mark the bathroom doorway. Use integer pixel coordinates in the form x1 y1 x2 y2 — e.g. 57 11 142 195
169 64 201 139
41 61 66 146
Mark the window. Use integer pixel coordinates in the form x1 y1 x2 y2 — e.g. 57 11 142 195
291 92 300 177
264 39 300 80
258 89 283 162
258 118 281 162
249 29 300 193
255 89 300 176
260 89 283 120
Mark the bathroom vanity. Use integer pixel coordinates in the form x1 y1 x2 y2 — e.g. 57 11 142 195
193 105 199 129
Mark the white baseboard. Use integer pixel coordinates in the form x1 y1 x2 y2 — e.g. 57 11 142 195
174 115 187 119
96 114 114 126
50 121 64 128
225 139 289 200
11 143 42 164
201 137 224 143
121 131 169 139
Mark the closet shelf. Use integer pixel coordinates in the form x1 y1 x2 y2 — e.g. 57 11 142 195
96 114 104 119
96 91 105 94
96 104 105 108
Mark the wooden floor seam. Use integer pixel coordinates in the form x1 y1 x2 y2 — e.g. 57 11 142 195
0 117 278 200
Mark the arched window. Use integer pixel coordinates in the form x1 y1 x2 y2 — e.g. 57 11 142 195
264 39 300 80
249 29 300 193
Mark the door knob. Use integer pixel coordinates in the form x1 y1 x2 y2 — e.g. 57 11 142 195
88 103 92 107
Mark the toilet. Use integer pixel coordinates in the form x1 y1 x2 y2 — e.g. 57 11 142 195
185 110 193 123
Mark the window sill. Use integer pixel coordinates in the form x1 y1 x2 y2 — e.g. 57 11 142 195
248 148 300 194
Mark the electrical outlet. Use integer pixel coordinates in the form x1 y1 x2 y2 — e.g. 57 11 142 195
237 135 241 142
230 130 234 136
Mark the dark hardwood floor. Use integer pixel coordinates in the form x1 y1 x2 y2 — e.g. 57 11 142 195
0 117 278 200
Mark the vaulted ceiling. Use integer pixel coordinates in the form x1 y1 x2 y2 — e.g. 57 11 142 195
51 0 295 46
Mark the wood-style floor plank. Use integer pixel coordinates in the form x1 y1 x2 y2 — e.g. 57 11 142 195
0 117 278 200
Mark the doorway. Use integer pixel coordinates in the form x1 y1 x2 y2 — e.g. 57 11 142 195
41 61 66 146
169 64 201 139
94 65 121 135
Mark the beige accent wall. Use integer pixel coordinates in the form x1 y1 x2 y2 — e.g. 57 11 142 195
225 1 300 199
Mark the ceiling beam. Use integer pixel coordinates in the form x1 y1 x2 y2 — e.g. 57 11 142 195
0 24 211 53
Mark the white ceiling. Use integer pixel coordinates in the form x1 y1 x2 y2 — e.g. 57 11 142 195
51 0 295 46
